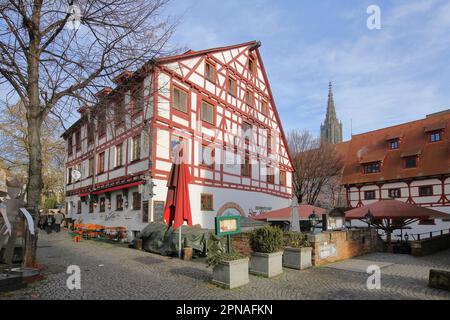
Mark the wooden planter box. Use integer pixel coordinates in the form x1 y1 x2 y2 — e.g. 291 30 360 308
283 247 312 270
212 258 249 289
249 251 283 278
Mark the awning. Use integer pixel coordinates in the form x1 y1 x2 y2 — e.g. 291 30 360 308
92 181 143 195
79 193 89 197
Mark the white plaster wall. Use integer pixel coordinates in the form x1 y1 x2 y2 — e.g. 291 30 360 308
69 180 290 231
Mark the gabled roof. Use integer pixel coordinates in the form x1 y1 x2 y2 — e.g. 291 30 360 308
337 110 450 185
253 204 326 221
154 41 259 64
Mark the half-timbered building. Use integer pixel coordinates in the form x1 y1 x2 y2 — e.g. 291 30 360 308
62 41 294 232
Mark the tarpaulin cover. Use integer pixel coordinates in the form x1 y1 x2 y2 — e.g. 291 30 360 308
138 222 224 256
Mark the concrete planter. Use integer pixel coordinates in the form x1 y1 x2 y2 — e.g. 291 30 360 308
283 247 312 270
249 251 283 278
212 258 249 289
429 269 450 291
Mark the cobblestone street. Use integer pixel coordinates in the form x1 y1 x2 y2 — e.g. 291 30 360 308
2 230 450 300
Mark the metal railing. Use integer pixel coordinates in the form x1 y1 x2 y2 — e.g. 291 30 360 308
410 228 450 241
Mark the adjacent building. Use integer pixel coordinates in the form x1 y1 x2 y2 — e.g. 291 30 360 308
337 110 450 216
62 41 294 232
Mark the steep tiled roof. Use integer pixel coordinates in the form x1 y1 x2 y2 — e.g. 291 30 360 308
337 110 450 185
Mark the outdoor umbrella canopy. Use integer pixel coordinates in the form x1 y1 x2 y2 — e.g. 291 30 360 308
345 199 450 220
345 199 450 244
163 160 193 230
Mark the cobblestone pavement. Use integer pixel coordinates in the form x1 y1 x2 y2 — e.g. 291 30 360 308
1 230 450 300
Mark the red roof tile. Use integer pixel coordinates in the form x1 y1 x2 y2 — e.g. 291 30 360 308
337 111 450 185
253 205 326 221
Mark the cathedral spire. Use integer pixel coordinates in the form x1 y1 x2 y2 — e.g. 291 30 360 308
321 81 343 144
327 81 336 119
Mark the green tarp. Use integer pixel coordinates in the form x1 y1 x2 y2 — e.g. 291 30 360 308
137 222 225 256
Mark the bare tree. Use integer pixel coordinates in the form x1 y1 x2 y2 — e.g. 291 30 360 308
0 101 65 204
287 130 344 206
0 0 177 267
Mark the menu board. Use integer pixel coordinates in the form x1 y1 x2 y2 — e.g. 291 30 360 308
215 215 241 236
142 200 149 223
153 201 165 223
219 219 237 233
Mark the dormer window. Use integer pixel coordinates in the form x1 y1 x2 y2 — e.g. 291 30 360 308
363 162 381 174
389 139 399 150
404 156 418 169
429 130 442 142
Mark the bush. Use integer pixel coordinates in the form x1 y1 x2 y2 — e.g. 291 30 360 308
207 251 247 268
249 225 284 253
207 236 246 268
284 231 310 248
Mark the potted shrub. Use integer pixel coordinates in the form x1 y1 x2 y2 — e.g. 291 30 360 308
283 232 312 270
207 239 249 289
248 225 284 278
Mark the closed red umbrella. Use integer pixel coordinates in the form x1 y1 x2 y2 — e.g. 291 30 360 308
163 158 192 257
163 161 193 229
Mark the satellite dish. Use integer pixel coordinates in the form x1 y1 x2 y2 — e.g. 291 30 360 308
72 169 81 181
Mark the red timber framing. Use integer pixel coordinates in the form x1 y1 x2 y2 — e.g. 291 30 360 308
345 174 450 209
63 41 293 200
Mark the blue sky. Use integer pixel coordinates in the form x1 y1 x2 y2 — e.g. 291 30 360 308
165 0 450 140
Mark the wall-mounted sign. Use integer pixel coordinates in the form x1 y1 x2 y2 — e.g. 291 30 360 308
153 201 165 223
142 200 149 223
215 215 241 237
319 244 337 259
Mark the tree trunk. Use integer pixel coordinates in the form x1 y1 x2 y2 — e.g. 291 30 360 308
23 8 43 267
386 231 392 245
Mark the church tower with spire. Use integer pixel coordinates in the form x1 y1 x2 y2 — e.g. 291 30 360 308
320 81 343 144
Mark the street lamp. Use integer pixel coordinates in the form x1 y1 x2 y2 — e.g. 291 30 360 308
308 209 320 232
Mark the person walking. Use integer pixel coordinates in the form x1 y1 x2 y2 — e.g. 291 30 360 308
46 215 54 234
54 211 63 233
